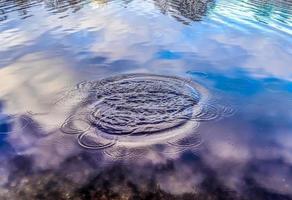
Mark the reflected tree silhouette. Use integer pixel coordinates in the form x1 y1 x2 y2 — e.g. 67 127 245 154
154 0 215 24
0 0 291 26
0 0 108 21
153 0 292 25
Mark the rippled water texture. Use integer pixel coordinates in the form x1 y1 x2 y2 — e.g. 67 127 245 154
58 74 232 154
0 0 292 199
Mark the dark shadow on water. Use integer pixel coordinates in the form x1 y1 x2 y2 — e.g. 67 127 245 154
2 149 292 199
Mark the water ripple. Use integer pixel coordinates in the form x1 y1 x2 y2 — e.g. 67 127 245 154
57 74 233 158
0 0 291 37
210 0 292 35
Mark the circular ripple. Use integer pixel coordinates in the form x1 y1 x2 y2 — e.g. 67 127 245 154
86 75 207 136
104 146 146 160
61 74 213 148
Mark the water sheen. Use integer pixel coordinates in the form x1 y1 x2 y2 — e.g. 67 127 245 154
0 0 292 199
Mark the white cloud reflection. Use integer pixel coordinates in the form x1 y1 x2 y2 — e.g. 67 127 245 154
0 0 292 198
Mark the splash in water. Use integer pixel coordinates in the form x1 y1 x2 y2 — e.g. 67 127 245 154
58 74 233 158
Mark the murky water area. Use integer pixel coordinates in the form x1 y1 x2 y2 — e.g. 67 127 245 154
0 0 292 199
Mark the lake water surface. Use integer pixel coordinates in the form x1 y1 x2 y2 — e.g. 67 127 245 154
0 0 292 199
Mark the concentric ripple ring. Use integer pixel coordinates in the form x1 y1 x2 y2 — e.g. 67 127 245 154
61 74 210 148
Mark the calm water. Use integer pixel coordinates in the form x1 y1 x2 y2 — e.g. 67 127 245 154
0 0 292 199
